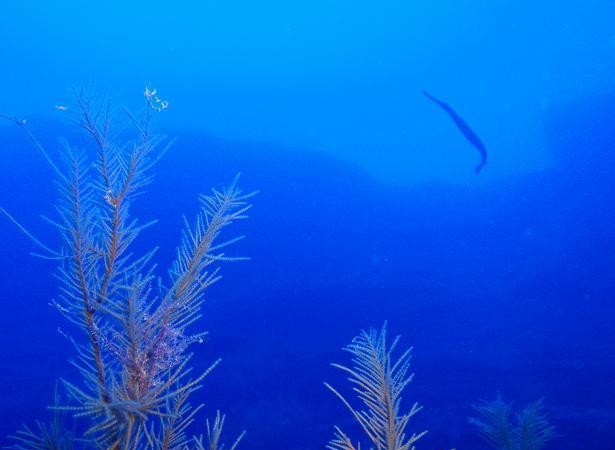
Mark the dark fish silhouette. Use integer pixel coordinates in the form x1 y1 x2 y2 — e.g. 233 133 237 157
422 90 487 174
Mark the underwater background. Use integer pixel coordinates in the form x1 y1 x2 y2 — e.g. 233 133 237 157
1 0 614 449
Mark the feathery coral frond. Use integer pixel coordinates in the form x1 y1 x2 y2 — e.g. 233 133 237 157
8 387 75 450
3 87 253 450
515 400 556 450
191 411 245 450
469 396 555 450
327 426 359 450
326 323 426 450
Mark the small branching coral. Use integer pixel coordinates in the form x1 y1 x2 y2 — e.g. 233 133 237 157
2 87 253 450
325 323 427 450
469 396 555 450
9 387 76 450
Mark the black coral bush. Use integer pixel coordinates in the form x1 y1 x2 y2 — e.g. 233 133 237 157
469 397 555 450
2 88 253 450
325 324 427 450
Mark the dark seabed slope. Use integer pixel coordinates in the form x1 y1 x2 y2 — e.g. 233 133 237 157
0 94 614 449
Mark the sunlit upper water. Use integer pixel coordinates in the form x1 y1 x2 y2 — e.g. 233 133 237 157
2 1 614 184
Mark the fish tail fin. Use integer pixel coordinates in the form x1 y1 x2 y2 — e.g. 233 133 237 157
474 160 487 175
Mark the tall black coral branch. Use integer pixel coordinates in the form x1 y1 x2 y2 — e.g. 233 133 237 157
3 88 252 450
469 397 555 450
326 324 427 450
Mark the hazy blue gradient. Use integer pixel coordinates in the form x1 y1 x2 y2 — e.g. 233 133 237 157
2 0 614 183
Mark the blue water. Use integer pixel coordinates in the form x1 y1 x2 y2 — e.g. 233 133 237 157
1 1 614 449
